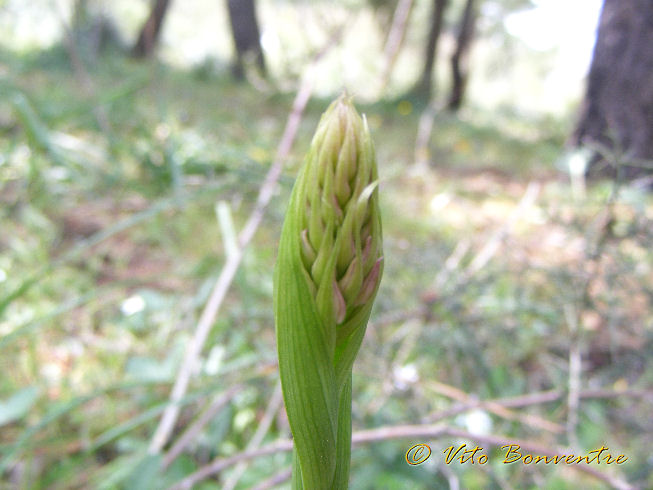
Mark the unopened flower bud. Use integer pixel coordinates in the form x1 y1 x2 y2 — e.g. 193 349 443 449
296 95 383 335
274 94 383 489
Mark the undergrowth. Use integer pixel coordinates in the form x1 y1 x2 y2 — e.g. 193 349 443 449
0 46 651 489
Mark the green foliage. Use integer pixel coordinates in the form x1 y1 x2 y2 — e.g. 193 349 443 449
0 23 651 490
0 387 40 427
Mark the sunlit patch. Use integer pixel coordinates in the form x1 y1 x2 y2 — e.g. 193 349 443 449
0 268 6 282
393 363 419 390
565 148 590 176
455 409 492 436
46 167 69 181
613 378 628 392
366 114 383 130
397 100 412 116
234 408 256 431
41 363 62 385
121 294 146 316
397 238 410 250
14 144 31 168
260 28 281 55
581 310 601 331
155 123 171 141
453 139 472 154
205 345 225 375
248 146 269 163
429 193 452 214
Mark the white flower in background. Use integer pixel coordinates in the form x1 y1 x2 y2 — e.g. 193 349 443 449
456 409 492 436
204 345 225 376
393 363 419 390
121 294 146 316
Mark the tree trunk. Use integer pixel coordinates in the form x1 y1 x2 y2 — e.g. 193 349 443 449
415 0 449 99
447 0 476 111
132 0 171 58
226 0 266 80
573 0 653 180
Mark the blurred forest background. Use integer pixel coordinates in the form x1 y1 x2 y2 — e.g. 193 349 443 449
1 0 652 489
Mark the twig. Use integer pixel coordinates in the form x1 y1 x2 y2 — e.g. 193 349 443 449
578 388 652 401
420 182 540 311
221 383 283 490
374 183 542 416
425 381 563 433
378 0 414 94
564 303 581 448
433 238 471 290
168 440 293 490
161 384 244 469
414 98 440 167
563 169 623 449
426 385 653 427
495 389 565 407
439 428 636 490
251 467 292 490
1 182 232 329
148 71 315 454
464 181 540 277
440 461 462 490
169 412 642 490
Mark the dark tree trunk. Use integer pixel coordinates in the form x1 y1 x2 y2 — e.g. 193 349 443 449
226 0 266 80
573 0 653 180
415 0 449 99
447 0 477 111
132 0 171 58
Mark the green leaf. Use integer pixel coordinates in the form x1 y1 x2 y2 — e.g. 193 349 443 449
275 191 338 488
125 453 163 490
0 386 40 427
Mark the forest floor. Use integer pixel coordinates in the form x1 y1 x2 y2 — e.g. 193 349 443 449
1 45 652 490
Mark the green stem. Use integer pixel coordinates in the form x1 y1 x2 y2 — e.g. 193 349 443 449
333 374 353 488
291 446 304 489
291 374 352 489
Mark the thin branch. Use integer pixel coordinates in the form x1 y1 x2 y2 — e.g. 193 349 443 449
464 181 540 277
578 388 652 401
235 80 313 250
495 389 566 407
169 406 644 490
564 302 582 448
418 181 540 319
433 238 471 291
168 440 293 490
148 71 315 454
439 428 636 490
221 383 283 490
425 381 563 433
414 98 440 167
371 183 543 419
161 384 244 469
251 467 292 490
377 0 414 94
425 385 652 428
563 172 623 449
